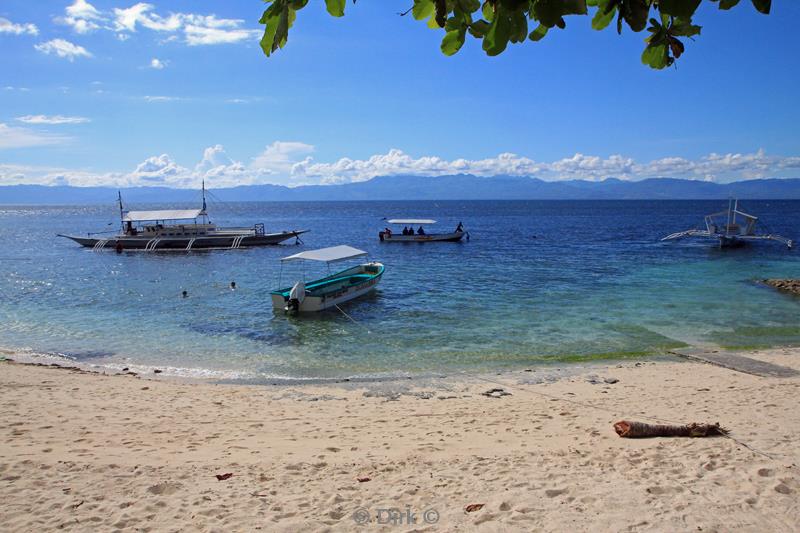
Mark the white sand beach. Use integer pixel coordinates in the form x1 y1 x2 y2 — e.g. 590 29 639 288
1 349 799 532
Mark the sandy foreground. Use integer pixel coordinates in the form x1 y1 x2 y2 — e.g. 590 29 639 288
1 349 799 532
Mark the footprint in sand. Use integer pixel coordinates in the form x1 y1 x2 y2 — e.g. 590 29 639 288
147 481 182 496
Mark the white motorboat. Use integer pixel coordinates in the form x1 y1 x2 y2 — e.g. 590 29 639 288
271 245 384 314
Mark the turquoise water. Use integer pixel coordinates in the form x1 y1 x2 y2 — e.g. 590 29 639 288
0 200 798 381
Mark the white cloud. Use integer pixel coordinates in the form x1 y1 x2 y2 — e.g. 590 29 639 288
252 142 315 178
149 58 167 69
34 39 92 61
110 3 258 45
16 115 91 125
184 24 259 45
0 17 38 36
0 123 68 149
57 0 104 34
142 95 180 102
2 147 799 188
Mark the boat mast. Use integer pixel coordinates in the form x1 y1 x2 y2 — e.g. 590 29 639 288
118 190 125 232
201 179 208 224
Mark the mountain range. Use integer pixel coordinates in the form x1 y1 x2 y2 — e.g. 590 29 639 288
1 175 799 204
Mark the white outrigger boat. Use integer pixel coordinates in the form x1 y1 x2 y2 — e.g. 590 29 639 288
661 199 792 249
271 245 384 314
378 219 467 242
59 186 307 251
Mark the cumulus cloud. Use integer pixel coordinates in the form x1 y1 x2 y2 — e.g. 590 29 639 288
252 142 315 177
34 39 92 61
16 115 91 125
0 17 38 36
149 58 167 69
2 146 800 188
57 0 104 34
0 123 68 149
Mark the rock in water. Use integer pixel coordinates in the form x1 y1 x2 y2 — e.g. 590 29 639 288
763 279 800 296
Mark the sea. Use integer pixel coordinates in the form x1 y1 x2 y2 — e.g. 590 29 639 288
1 200 798 383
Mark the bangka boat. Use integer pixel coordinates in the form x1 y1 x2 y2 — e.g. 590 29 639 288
378 219 467 242
661 199 793 249
271 245 384 314
59 186 308 251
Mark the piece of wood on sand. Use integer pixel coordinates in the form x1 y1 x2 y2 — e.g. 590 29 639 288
614 420 728 438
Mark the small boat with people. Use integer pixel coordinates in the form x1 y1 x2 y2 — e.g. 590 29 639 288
59 185 308 252
379 219 467 242
661 199 793 249
271 245 384 314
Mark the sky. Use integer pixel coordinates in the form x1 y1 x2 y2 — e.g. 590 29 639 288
1 0 799 189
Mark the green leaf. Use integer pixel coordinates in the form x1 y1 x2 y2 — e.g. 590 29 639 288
751 0 771 14
670 20 701 37
641 43 669 68
483 5 513 55
259 1 286 57
412 0 435 20
324 0 345 17
442 27 467 55
528 23 548 41
658 0 701 18
457 0 482 14
435 0 447 27
468 19 491 37
532 0 586 28
592 2 617 30
718 0 741 8
482 1 494 22
620 0 650 32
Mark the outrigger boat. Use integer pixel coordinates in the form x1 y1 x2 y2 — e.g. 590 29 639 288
271 245 384 314
661 199 792 249
378 219 467 242
59 185 308 251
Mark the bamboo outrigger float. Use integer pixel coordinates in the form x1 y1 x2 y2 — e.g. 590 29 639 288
661 199 792 249
59 184 307 251
271 245 384 314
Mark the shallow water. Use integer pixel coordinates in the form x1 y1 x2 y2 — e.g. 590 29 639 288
1 200 798 381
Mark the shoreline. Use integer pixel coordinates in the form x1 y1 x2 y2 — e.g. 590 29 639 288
2 347 799 531
1 343 684 388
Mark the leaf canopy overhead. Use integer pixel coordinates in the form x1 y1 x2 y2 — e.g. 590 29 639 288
259 0 770 69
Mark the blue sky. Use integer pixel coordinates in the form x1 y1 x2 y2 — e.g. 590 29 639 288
1 0 799 188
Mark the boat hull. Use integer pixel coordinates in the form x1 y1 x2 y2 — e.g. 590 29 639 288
59 230 307 251
379 231 465 243
271 263 384 313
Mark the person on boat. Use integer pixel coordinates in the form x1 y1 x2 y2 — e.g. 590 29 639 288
455 222 464 233
384 227 392 237
417 226 425 235
402 226 409 235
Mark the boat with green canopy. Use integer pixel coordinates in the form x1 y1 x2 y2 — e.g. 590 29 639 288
270 245 384 314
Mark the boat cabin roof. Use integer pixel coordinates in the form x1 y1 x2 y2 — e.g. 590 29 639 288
122 209 205 222
386 219 436 225
281 245 367 263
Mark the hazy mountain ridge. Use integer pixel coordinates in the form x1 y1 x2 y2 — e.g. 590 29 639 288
1 175 799 204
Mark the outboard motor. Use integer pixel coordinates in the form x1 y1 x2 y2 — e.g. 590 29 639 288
285 281 305 315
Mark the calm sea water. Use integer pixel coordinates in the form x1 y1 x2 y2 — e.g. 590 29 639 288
1 200 798 382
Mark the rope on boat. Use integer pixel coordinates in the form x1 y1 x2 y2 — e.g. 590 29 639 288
334 304 369 333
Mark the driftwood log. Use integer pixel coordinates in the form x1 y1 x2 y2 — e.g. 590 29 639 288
614 420 727 438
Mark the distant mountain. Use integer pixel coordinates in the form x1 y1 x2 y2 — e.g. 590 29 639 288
1 175 799 204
